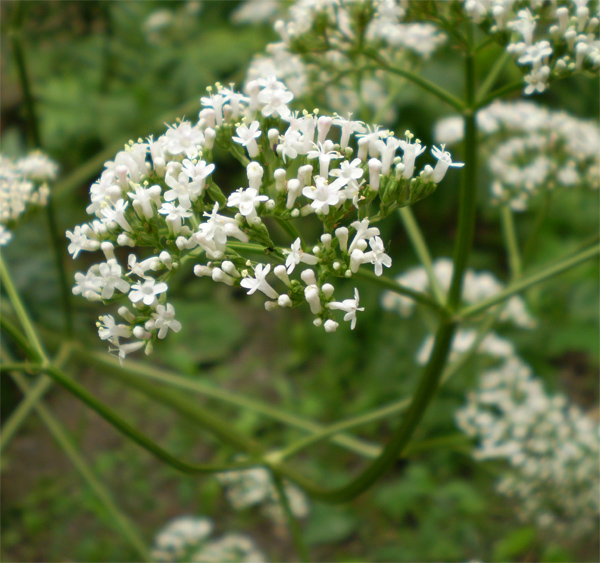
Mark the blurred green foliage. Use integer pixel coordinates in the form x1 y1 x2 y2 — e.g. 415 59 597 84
1 1 598 562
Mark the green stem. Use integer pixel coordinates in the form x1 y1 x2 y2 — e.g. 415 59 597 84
1 343 72 452
353 268 443 313
38 365 261 474
9 2 74 335
447 47 478 312
274 321 457 503
500 205 522 279
0 254 47 363
272 472 311 563
0 362 43 372
0 316 34 357
7 368 151 561
362 53 465 112
475 79 522 110
476 49 511 104
522 192 552 265
460 243 600 319
79 348 380 458
398 207 446 305
271 310 499 462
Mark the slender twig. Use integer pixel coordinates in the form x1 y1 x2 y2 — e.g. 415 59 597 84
0 316 35 358
0 362 43 372
6 365 150 561
398 207 446 305
460 243 600 319
476 50 512 104
475 79 523 110
500 205 522 279
272 472 311 563
9 1 74 335
1 343 72 452
362 53 465 112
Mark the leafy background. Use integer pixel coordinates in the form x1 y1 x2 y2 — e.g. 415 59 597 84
1 1 598 562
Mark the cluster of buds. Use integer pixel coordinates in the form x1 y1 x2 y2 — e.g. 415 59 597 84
68 79 461 360
217 467 309 525
243 0 446 121
457 356 600 537
0 152 58 246
435 100 600 210
463 0 600 94
151 516 266 563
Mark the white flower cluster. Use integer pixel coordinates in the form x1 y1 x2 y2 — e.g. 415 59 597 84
245 0 445 118
0 151 57 246
435 101 600 210
456 356 600 537
381 257 536 328
463 0 600 94
68 79 459 360
217 467 310 525
151 516 266 563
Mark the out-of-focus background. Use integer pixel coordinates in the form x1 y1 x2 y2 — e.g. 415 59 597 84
1 1 598 561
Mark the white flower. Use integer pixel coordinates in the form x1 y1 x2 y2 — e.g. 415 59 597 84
66 226 100 258
364 236 392 276
158 202 193 234
258 80 294 117
165 121 204 158
329 158 364 189
198 203 249 249
277 128 303 162
240 263 278 299
283 237 319 274
327 288 364 329
0 224 11 246
307 141 341 177
399 140 427 179
227 187 268 218
148 303 182 339
232 121 262 157
98 315 131 344
129 279 168 306
302 176 342 215
72 268 103 301
374 136 401 175
431 145 464 183
164 172 195 208
349 218 380 253
100 199 132 232
518 40 553 69
332 114 366 150
98 259 130 299
200 92 228 126
181 159 215 197
128 184 162 220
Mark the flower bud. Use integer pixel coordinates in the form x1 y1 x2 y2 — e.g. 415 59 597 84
324 319 339 333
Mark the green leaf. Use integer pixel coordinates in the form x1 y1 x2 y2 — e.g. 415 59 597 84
493 526 537 562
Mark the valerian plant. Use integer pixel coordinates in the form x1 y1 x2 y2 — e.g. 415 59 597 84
1 1 599 562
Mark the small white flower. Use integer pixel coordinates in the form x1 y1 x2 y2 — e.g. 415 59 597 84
399 140 427 179
329 158 364 189
240 263 278 299
302 176 342 215
148 303 182 339
327 288 365 329
364 236 392 276
98 314 131 344
98 259 130 299
232 121 262 157
165 121 204 158
431 145 464 183
283 237 319 274
129 279 168 306
227 187 268 218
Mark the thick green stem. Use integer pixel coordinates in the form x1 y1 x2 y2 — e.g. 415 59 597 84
7 368 150 561
460 243 600 319
272 473 311 563
398 207 446 305
500 205 522 279
273 321 457 503
447 48 478 312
